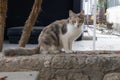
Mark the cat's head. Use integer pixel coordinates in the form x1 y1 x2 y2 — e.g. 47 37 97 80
68 10 84 28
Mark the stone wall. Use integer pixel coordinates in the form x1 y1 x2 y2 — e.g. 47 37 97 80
0 51 120 80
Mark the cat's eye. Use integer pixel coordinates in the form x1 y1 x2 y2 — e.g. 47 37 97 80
79 20 83 23
72 20 76 23
79 20 81 23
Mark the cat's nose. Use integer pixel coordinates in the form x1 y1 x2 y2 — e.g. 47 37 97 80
77 25 80 28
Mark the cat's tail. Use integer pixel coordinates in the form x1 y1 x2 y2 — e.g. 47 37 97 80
3 46 40 56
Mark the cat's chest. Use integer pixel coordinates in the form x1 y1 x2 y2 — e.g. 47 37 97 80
61 24 82 39
67 24 81 36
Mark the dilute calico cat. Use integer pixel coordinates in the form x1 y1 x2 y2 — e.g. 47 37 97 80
4 10 84 56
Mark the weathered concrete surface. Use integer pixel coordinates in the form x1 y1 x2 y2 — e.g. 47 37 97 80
0 51 120 80
0 71 39 80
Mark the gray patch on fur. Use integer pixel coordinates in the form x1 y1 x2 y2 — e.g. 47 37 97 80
61 24 67 35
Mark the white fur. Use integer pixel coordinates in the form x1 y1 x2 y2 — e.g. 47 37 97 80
60 23 83 51
66 23 82 40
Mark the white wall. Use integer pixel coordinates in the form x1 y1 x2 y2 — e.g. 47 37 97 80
107 0 120 8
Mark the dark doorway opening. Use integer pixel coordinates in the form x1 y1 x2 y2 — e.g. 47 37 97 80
5 0 82 41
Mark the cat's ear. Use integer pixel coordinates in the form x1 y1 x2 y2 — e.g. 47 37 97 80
69 10 75 17
78 10 84 18
80 10 84 15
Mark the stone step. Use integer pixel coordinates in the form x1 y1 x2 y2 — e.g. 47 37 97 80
0 71 39 80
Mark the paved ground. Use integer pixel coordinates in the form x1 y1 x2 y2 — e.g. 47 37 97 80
73 26 120 51
0 71 39 80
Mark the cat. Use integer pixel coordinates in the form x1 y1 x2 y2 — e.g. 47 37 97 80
4 10 84 56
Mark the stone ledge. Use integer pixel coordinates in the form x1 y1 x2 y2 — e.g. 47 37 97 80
0 51 120 80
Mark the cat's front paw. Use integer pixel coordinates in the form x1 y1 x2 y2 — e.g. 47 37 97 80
66 50 73 54
62 49 73 54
